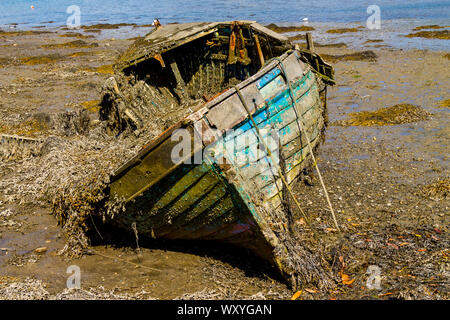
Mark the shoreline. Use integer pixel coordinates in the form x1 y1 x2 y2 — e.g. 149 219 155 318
1 19 449 52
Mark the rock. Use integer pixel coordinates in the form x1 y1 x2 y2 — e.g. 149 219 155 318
34 247 47 253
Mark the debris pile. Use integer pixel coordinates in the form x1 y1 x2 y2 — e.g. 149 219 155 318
321 51 378 63
0 109 90 161
420 178 449 200
405 30 450 40
99 75 191 135
0 71 192 256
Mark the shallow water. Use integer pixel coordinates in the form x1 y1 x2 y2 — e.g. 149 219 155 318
1 2 449 51
1 0 450 26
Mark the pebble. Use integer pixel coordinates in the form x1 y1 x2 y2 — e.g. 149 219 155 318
35 247 47 254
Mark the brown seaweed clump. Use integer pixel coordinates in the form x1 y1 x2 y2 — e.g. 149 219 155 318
265 24 315 33
420 178 449 200
295 42 348 49
335 104 432 126
321 51 378 63
82 23 136 30
0 30 53 37
59 33 95 39
21 54 65 65
405 30 450 40
84 65 114 74
440 99 450 108
41 40 99 49
364 39 383 44
413 25 445 31
326 28 360 34
0 117 48 138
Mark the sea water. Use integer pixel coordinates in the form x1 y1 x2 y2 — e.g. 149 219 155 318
0 0 449 50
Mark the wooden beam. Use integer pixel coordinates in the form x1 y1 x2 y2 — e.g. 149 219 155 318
306 32 314 52
169 58 188 101
253 34 265 68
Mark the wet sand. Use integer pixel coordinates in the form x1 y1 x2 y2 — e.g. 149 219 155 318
0 24 448 299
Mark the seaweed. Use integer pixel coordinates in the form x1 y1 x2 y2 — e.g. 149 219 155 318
266 24 315 33
334 104 431 126
405 30 450 40
21 54 65 65
326 28 360 34
41 40 99 49
321 51 378 63
420 178 449 200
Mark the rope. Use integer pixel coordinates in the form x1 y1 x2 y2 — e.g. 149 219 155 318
75 235 162 273
275 57 340 232
234 86 311 226
86 247 162 273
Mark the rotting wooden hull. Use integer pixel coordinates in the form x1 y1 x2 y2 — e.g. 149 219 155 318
108 49 330 279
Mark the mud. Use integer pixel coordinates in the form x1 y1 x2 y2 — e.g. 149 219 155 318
0 30 53 37
0 58 15 68
0 25 448 300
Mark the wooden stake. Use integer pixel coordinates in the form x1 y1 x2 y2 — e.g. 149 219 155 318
253 34 265 67
306 32 314 51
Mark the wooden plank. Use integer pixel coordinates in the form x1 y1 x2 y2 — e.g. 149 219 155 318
253 34 265 67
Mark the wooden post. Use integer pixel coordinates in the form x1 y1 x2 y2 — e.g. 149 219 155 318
170 59 186 89
253 34 265 68
306 32 314 52
170 58 188 101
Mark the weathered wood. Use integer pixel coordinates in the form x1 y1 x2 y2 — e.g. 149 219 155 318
306 32 314 51
254 34 265 67
0 133 43 143
105 23 335 288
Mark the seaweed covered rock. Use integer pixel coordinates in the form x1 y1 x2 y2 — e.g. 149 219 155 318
335 104 431 126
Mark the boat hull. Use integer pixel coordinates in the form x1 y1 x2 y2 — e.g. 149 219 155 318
108 50 327 275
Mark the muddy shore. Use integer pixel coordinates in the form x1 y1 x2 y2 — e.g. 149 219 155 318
0 24 448 300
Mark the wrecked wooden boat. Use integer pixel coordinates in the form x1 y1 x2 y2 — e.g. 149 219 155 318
102 21 334 287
